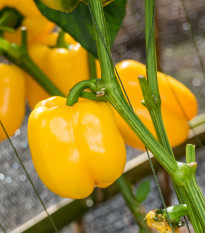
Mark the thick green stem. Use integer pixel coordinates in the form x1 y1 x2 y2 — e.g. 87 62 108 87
89 0 178 174
184 176 205 229
107 93 178 174
88 52 97 79
88 0 205 231
145 0 159 98
88 0 115 84
66 79 99 106
143 3 205 232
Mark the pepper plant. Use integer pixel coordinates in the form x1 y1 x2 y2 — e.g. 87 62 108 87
0 0 205 232
35 0 205 232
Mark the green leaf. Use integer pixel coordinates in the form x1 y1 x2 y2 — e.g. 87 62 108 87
34 0 127 57
135 180 151 203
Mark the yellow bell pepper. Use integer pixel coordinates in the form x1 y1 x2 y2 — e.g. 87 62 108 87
114 60 197 150
26 52 197 150
25 32 97 109
0 64 25 141
0 0 55 45
28 96 126 199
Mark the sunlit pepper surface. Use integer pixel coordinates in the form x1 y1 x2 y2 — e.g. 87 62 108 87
0 64 25 141
28 96 126 199
0 0 55 44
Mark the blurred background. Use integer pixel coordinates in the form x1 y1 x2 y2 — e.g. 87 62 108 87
0 0 205 232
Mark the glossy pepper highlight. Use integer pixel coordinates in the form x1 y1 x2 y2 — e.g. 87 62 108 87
114 60 197 150
0 64 25 141
0 0 54 45
28 96 126 199
25 32 99 109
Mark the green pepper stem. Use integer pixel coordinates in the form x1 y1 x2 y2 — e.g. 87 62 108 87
0 7 24 30
164 204 188 223
88 0 178 174
66 79 100 106
186 144 196 164
0 30 63 97
56 29 67 48
88 0 116 85
184 175 205 229
88 52 97 79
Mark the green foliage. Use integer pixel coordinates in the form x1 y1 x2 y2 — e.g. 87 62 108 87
34 0 127 57
135 180 150 203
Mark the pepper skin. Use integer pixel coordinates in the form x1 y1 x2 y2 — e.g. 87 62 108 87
0 0 55 45
114 60 197 150
25 32 99 109
0 64 25 141
28 96 126 199
40 0 113 13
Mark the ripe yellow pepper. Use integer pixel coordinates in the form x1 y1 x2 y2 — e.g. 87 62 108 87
114 60 197 150
26 53 196 150
28 96 126 199
0 0 55 45
0 64 25 141
25 32 97 109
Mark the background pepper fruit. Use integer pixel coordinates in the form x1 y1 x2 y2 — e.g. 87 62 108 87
0 64 25 141
0 0 55 45
39 0 114 13
25 32 100 109
114 60 197 150
28 96 126 199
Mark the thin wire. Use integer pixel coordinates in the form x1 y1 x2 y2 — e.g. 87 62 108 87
0 223 7 233
0 121 59 233
181 0 205 81
88 1 133 109
145 147 175 233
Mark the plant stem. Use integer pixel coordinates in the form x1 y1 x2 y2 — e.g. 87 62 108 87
116 177 150 232
0 34 63 97
88 0 116 85
164 204 188 222
88 0 178 174
143 2 205 231
0 7 24 30
185 175 205 229
88 0 205 231
66 79 98 106
56 29 67 48
88 52 97 79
